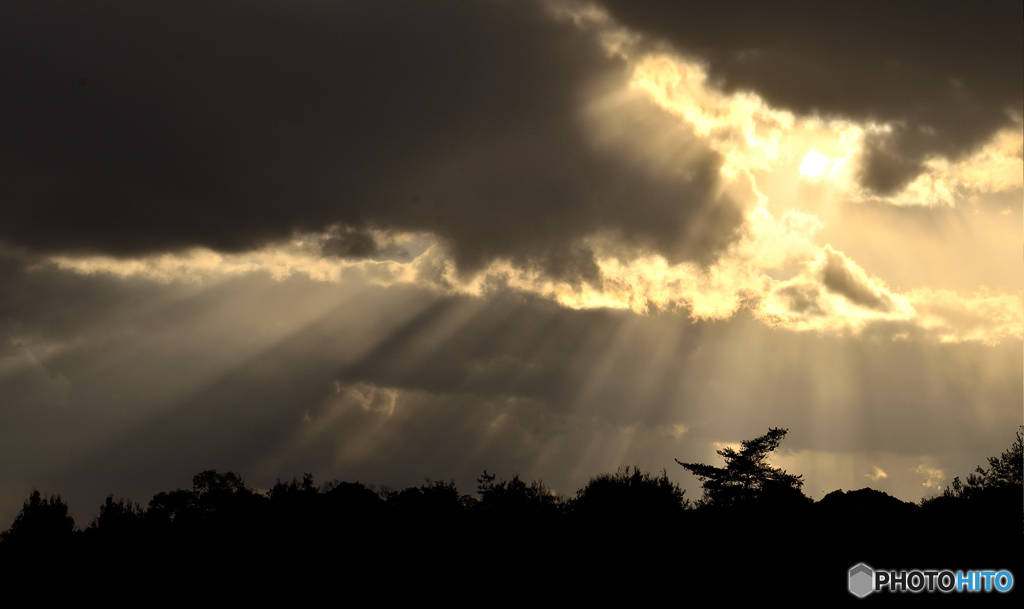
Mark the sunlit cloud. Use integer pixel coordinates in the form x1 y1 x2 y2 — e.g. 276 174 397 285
905 287 1024 345
758 245 916 333
629 54 795 180
769 450 955 501
866 466 888 481
914 464 946 490
635 52 1022 207
457 204 823 320
334 381 399 418
875 124 1024 208
46 229 431 287
42 213 1023 347
670 424 689 439
36 1 1024 350
578 0 1022 209
952 122 1024 194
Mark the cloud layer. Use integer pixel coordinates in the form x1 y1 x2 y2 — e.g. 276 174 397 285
601 0 1023 194
0 0 741 275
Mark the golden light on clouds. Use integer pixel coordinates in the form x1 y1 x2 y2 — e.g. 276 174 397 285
866 466 888 481
43 204 1022 347
41 2 1023 350
906 287 1024 345
47 230 428 286
630 55 794 180
769 450 953 498
951 123 1024 194
758 246 916 332
622 38 1022 208
914 465 946 490
3 0 1021 523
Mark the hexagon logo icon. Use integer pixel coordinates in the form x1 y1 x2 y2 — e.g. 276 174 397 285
849 563 874 597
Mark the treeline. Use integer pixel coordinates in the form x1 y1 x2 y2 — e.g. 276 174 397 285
2 428 1020 601
1 467 690 547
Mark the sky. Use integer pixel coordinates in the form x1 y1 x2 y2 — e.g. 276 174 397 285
1 0 1021 526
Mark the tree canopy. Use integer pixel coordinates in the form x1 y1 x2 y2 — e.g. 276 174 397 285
0 490 75 545
475 471 563 521
572 467 689 521
676 427 809 508
938 425 1023 501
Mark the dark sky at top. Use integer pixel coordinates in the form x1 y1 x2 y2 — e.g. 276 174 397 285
2 1 1018 265
0 0 740 276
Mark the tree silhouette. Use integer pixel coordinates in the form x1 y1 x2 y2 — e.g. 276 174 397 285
388 479 465 522
941 425 1023 500
89 495 144 538
922 426 1023 531
676 427 808 508
1 490 75 545
475 471 562 521
145 469 264 533
571 467 688 521
147 488 197 526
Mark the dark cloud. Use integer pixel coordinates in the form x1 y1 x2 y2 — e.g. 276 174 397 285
857 130 927 195
0 0 740 270
599 0 1023 193
319 226 419 263
819 249 892 312
537 244 603 286
320 229 379 261
778 285 824 316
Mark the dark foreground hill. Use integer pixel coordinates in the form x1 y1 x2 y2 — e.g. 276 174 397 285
3 428 1020 603
1 474 1019 605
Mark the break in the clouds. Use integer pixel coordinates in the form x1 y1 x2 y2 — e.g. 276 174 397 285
601 0 1023 195
0 1 1020 526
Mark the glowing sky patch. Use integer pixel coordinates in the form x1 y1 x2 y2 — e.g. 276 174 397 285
799 149 832 179
41 3 1023 349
